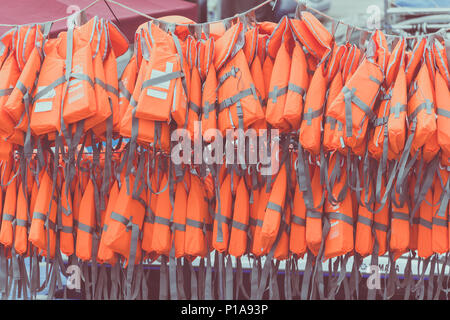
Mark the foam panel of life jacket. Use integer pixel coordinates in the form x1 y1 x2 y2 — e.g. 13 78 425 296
135 48 182 123
228 177 250 258
60 181 74 257
75 179 97 261
323 173 354 261
305 166 324 256
389 187 410 255
213 174 233 253
14 182 30 255
103 175 145 265
261 165 287 253
432 169 449 254
0 54 22 137
435 71 450 158
97 181 119 265
216 50 264 133
355 184 375 257
118 55 138 122
274 204 291 260
299 63 327 155
141 170 162 255
185 174 210 258
323 70 344 152
151 173 174 256
201 61 218 141
289 180 307 258
283 42 309 131
29 170 57 258
62 44 97 125
387 66 407 159
4 47 41 125
265 42 291 131
0 176 17 247
408 63 436 155
417 185 434 259
173 177 189 258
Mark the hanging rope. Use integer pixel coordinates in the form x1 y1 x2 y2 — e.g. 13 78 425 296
0 0 447 40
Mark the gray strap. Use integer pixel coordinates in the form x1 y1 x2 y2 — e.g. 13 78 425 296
327 212 353 226
231 220 248 231
203 101 215 120
291 215 306 226
408 99 434 123
303 108 323 126
141 70 183 90
373 221 388 232
357 215 372 227
189 101 202 116
77 221 94 234
154 216 171 227
390 103 407 119
95 77 118 97
418 217 432 230
219 87 256 112
392 211 409 221
2 214 14 222
110 211 130 226
287 82 306 98
217 66 239 90
32 75 65 102
437 108 450 118
118 80 132 102
432 216 447 227
159 255 169 300
0 88 13 97
266 201 283 213
306 210 322 219
249 217 263 227
268 86 288 104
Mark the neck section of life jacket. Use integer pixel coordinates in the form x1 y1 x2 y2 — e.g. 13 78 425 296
214 21 264 133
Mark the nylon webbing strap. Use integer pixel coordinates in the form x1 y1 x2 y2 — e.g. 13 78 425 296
219 87 256 112
141 70 183 89
303 108 323 126
268 85 288 103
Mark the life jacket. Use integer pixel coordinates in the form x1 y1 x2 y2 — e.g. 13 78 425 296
212 173 233 253
200 38 218 142
323 160 353 261
0 170 17 247
102 173 145 265
289 170 307 258
327 40 383 156
417 176 433 259
150 173 173 257
185 173 212 258
305 165 324 256
141 159 163 257
97 180 119 265
405 38 426 87
289 12 332 61
28 169 57 259
389 180 410 258
134 24 187 125
214 22 264 133
435 57 450 166
118 55 138 122
120 30 171 152
14 180 34 256
75 178 97 261
261 163 287 253
173 174 190 258
228 175 250 258
265 17 293 131
355 176 375 257
432 167 448 254
60 180 74 257
280 40 309 132
407 62 436 158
